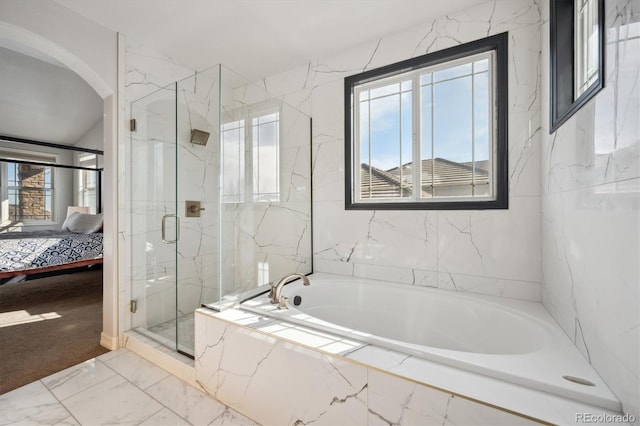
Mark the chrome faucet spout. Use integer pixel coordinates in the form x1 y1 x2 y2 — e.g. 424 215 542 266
270 273 310 304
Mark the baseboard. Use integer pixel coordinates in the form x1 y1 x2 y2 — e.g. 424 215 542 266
100 331 119 350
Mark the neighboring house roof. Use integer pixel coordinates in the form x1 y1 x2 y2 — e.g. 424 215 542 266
360 163 414 199
360 158 489 199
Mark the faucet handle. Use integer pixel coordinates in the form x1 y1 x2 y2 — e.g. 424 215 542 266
278 296 289 310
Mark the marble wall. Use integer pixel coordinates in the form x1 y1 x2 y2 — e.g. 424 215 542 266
195 310 539 425
540 0 639 420
252 0 544 302
176 67 222 317
219 74 312 296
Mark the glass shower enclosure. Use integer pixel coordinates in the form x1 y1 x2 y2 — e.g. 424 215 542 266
129 65 312 357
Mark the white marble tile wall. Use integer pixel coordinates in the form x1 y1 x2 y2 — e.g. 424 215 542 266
218 73 313 296
251 0 544 302
176 67 222 315
540 0 639 421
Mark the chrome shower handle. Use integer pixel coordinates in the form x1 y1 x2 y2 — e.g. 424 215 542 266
161 214 180 244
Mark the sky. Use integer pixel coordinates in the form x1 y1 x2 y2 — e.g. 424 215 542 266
359 59 491 172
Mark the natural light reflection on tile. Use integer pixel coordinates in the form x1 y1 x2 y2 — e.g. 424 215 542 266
0 310 61 328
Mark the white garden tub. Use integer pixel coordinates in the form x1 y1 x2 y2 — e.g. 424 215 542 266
239 273 620 411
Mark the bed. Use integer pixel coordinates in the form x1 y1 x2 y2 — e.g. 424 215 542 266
0 212 104 279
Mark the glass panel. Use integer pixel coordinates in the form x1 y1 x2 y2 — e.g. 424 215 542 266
213 65 312 318
129 65 312 356
252 114 280 202
575 0 600 98
129 82 178 353
433 62 473 82
370 83 400 99
474 58 489 72
6 164 54 221
358 80 413 200
175 65 221 356
221 120 245 203
433 74 473 197
473 71 491 196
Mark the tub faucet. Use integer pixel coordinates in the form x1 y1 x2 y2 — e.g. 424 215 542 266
270 273 310 305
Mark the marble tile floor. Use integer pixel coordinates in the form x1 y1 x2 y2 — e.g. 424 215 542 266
0 348 258 426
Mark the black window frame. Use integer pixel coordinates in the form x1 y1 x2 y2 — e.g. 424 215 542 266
550 0 605 133
344 32 509 211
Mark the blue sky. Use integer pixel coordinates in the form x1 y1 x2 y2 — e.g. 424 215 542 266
359 61 490 171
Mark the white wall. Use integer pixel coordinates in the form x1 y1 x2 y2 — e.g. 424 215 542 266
74 118 104 152
256 0 543 302
540 0 639 420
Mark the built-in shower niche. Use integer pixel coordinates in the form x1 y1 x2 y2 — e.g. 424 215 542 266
129 64 312 356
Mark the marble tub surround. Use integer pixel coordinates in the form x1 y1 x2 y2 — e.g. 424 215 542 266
539 0 640 420
0 348 257 426
195 307 623 425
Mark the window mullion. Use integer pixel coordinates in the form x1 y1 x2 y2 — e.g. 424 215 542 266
430 80 435 198
367 96 372 199
471 66 476 196
412 73 421 201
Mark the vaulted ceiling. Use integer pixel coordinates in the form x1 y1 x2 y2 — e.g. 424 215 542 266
0 45 103 146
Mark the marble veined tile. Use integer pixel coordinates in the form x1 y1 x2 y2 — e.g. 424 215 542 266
138 408 190 426
62 375 163 426
367 369 452 425
41 358 117 401
144 374 228 426
52 416 80 426
96 347 128 362
446 395 540 425
209 407 259 425
0 381 70 426
104 350 170 389
195 313 369 425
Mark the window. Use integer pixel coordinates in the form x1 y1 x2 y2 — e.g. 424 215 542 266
252 112 280 202
7 162 54 221
345 33 508 210
221 110 280 203
77 154 98 213
221 119 246 203
550 0 604 132
574 0 600 97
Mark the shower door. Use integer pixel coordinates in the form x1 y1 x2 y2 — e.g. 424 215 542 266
129 84 180 352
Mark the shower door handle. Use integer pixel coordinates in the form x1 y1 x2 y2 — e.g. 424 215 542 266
161 214 180 244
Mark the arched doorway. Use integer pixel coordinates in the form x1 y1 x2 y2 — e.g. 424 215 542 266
0 20 118 350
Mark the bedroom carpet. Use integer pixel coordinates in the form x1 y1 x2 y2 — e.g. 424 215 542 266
0 269 108 395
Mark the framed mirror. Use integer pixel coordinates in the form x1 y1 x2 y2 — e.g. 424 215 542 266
550 0 604 133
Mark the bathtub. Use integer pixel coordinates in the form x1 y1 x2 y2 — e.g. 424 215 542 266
239 273 620 412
